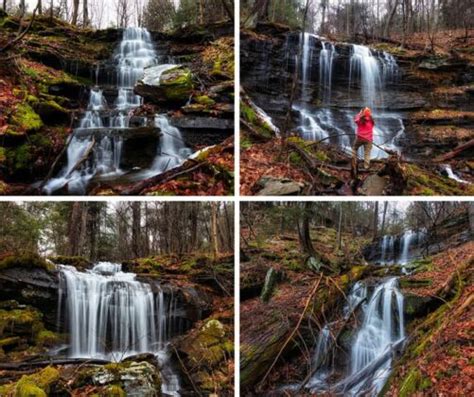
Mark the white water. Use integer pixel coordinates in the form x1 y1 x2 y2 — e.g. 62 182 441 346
306 278 404 396
43 27 190 194
443 164 472 184
58 262 182 395
295 38 404 159
319 41 336 104
380 235 396 265
349 278 405 396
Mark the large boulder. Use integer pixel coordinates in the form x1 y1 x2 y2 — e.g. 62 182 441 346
174 318 233 394
135 65 194 105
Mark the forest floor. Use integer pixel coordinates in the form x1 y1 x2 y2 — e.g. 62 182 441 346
240 28 474 196
386 241 474 397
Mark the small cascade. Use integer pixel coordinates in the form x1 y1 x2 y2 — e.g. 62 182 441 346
379 235 396 265
58 262 189 396
306 279 404 396
43 27 190 194
442 164 472 184
146 115 191 176
301 32 314 90
349 45 383 108
348 278 405 396
319 41 336 104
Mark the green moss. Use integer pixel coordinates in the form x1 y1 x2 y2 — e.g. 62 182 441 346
399 369 432 397
35 330 60 348
10 366 59 397
48 255 90 269
195 95 215 106
10 103 43 132
240 136 253 149
0 253 54 272
104 385 126 397
289 152 303 166
241 103 256 124
160 67 194 102
0 147 6 164
181 258 197 272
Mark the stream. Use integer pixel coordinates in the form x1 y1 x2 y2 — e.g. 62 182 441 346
43 27 191 195
282 229 426 396
57 262 191 396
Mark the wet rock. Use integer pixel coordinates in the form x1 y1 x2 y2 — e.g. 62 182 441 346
80 361 161 397
135 65 194 105
34 100 70 125
256 177 304 196
170 116 233 130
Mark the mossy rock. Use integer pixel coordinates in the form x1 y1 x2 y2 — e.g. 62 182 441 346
48 255 90 270
34 100 69 125
35 330 61 348
194 95 216 106
0 366 60 396
159 67 194 102
0 253 55 272
8 103 43 135
104 385 126 397
179 319 230 367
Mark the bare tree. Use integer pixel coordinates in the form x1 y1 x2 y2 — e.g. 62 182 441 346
72 0 79 24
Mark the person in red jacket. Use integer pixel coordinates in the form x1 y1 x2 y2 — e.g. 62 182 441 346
352 107 375 170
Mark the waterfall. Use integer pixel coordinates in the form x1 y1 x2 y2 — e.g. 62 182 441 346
306 279 404 396
43 27 190 194
319 41 336 104
293 39 403 159
301 32 314 90
399 231 416 266
58 262 184 395
349 45 383 108
348 278 405 396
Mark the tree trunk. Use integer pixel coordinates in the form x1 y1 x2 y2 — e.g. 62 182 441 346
72 0 79 25
131 202 141 258
38 0 42 14
380 202 388 236
469 203 474 237
373 202 379 241
298 202 317 257
83 0 89 27
68 203 84 256
384 0 399 37
210 202 219 260
337 206 343 250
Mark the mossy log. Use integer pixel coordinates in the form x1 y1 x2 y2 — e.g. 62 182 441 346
240 265 371 390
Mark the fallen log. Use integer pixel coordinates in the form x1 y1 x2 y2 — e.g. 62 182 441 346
433 139 474 162
0 358 112 370
121 162 204 195
65 136 96 178
333 338 406 394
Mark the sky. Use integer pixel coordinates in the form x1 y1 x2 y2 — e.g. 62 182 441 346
23 0 152 29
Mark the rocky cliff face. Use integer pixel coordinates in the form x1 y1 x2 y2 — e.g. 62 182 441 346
241 24 474 162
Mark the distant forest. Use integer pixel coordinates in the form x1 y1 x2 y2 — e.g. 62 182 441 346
1 0 234 30
241 0 473 47
0 202 234 261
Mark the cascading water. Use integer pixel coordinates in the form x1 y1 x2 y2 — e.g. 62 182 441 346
58 262 187 395
44 27 189 194
293 38 404 159
347 278 405 396
304 279 405 396
319 41 336 104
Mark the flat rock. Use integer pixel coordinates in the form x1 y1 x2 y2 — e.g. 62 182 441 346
256 177 304 196
359 174 389 195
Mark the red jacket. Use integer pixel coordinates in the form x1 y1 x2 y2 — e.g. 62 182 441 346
355 114 374 142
